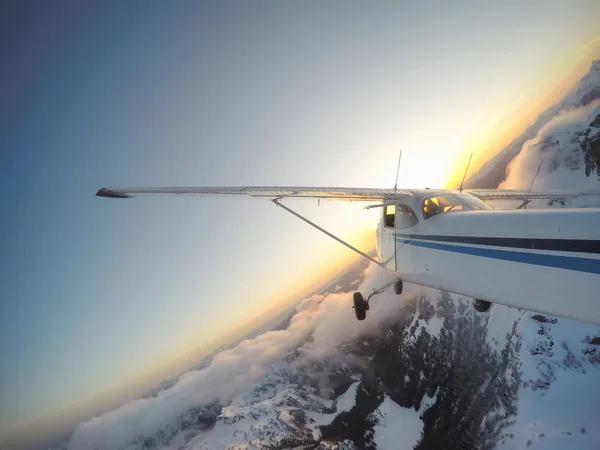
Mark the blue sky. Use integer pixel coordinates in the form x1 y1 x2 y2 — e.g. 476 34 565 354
1 0 599 444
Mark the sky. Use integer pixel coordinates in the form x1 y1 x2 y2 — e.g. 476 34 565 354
1 0 600 445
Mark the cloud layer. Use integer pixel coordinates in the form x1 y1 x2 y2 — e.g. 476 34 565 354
67 264 411 449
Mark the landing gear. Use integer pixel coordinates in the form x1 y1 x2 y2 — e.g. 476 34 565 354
394 280 403 295
353 292 368 321
473 299 492 313
353 278 402 321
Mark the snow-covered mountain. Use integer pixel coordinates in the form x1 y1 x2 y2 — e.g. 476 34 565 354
467 60 600 190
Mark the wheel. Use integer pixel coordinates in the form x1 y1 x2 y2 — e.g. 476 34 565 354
353 292 367 321
473 299 492 313
394 280 403 295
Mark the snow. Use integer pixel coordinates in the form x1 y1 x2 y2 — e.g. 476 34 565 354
422 314 444 338
477 255 600 450
503 377 598 449
404 314 444 344
494 312 600 450
496 366 600 450
335 382 359 414
303 382 360 442
486 304 526 351
372 391 438 450
304 408 335 426
372 397 423 450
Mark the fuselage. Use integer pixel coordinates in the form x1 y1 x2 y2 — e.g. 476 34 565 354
376 191 600 324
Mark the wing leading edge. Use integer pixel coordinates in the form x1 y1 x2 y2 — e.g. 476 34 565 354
96 186 413 202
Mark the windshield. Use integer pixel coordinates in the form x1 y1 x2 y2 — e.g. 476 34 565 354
422 194 491 220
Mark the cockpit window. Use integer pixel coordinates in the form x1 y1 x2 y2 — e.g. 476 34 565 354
384 204 395 228
396 204 418 229
422 194 491 219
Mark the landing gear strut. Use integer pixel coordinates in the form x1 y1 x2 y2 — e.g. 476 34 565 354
353 278 402 321
473 299 492 313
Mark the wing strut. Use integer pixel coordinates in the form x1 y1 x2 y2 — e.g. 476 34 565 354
272 199 385 268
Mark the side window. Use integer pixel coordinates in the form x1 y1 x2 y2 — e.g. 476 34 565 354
396 204 418 229
384 204 395 228
422 195 463 220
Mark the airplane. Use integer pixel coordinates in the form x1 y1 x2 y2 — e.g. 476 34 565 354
96 185 600 325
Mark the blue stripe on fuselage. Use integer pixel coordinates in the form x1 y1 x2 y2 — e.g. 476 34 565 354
398 238 600 275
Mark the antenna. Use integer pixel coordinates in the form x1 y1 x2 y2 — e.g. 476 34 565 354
524 157 545 209
458 153 473 192
394 149 402 191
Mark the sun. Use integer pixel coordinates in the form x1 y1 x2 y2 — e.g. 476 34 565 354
396 149 457 189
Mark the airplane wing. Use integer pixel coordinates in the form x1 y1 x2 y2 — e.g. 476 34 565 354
466 189 600 201
96 186 600 203
96 186 413 202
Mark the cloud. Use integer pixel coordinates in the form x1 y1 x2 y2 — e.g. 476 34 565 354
67 264 412 450
499 99 600 192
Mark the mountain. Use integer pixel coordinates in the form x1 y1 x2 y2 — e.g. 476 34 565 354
467 60 600 189
61 285 600 450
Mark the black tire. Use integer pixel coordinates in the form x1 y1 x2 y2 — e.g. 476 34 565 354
394 280 403 295
473 299 492 313
353 292 367 321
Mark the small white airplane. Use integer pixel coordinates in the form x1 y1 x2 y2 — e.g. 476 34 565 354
97 185 600 325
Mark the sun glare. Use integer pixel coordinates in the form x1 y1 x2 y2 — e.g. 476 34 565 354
397 150 456 189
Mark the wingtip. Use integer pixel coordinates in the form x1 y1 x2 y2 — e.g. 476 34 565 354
96 188 131 198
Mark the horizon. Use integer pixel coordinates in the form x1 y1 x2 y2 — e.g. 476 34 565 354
2 2 600 448
3 251 367 449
